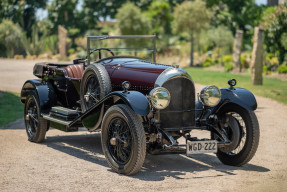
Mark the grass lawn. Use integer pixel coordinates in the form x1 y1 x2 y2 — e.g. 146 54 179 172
185 67 287 105
0 91 23 127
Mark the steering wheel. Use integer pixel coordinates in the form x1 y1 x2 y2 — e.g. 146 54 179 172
90 48 115 60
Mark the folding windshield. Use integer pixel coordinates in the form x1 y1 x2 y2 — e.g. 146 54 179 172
87 35 156 65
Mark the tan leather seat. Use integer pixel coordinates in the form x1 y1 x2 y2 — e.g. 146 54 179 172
64 64 84 79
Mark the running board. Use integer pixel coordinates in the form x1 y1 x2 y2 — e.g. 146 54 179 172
43 115 71 126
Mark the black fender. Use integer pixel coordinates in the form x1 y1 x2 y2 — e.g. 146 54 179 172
218 88 257 111
75 91 150 130
196 87 257 119
20 79 56 113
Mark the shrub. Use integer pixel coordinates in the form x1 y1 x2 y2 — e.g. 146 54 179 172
14 55 24 59
21 25 46 56
202 57 214 67
222 55 233 63
0 19 22 58
278 64 287 74
224 62 234 72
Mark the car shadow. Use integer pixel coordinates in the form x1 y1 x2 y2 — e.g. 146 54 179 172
43 132 270 181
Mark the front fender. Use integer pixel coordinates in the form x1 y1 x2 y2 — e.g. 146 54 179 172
78 91 150 130
196 87 257 119
20 79 56 112
218 88 257 111
112 91 150 116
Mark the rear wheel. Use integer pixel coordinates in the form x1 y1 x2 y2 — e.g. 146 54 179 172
215 105 260 166
101 104 146 175
24 92 48 143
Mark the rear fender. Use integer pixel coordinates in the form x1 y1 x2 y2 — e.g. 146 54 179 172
21 79 56 113
78 91 150 130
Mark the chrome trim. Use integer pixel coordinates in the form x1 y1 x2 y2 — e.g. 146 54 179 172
199 85 222 107
154 67 193 87
149 87 171 110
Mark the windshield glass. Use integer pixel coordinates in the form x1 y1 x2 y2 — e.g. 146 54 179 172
87 35 156 64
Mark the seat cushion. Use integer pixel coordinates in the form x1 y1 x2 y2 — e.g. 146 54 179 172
64 64 84 79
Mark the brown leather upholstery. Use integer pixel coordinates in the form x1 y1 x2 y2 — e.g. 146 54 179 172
64 64 84 79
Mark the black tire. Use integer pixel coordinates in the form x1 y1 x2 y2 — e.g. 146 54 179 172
101 104 146 175
24 91 48 143
80 64 111 112
216 104 260 166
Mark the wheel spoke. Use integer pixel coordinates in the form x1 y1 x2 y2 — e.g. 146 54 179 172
107 117 132 164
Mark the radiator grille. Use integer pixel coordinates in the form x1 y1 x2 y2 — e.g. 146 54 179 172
160 77 195 129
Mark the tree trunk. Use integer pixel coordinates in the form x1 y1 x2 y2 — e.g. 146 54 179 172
190 33 194 67
251 27 264 85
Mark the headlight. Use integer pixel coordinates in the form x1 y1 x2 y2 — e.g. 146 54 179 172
149 87 171 110
200 85 221 107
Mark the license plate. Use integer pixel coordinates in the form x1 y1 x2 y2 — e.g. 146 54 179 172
186 140 218 155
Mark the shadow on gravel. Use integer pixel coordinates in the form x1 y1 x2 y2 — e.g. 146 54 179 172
43 133 109 168
43 133 270 181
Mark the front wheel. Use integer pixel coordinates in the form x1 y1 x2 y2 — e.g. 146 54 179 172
215 105 260 166
101 104 146 175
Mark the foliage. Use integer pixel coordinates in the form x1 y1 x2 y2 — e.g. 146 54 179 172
44 35 59 55
116 2 151 46
206 0 263 42
48 0 84 35
240 52 251 69
172 0 210 66
264 53 280 73
202 57 214 67
172 0 210 36
278 64 287 74
0 91 23 127
222 55 233 72
0 19 22 58
0 0 46 36
145 0 173 35
260 3 287 64
207 26 234 54
21 25 46 56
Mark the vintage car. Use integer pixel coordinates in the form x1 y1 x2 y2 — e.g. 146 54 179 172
21 35 259 175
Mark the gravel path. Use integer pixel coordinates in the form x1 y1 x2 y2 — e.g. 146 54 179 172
0 59 286 191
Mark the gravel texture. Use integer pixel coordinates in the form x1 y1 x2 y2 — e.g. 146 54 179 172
0 59 286 191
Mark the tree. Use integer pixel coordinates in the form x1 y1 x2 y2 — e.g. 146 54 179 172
207 26 234 63
172 0 210 66
48 0 83 34
21 24 46 56
0 0 46 36
0 19 22 58
116 2 151 46
260 3 287 64
145 0 173 35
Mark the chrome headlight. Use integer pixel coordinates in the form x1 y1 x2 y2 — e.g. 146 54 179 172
149 87 171 110
200 85 221 107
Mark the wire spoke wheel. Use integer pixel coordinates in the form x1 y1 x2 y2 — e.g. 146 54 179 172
215 105 260 166
24 92 48 143
101 104 146 175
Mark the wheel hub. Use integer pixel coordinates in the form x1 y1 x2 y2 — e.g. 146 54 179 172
25 114 30 121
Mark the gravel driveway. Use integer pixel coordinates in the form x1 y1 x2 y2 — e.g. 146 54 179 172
0 59 286 191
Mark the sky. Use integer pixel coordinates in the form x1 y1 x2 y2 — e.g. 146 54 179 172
36 0 268 21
